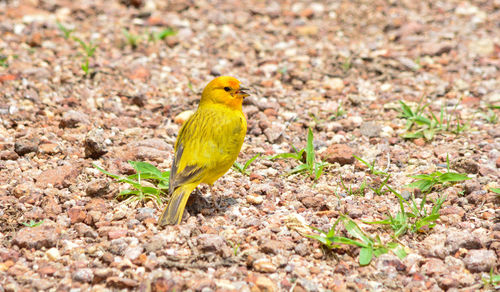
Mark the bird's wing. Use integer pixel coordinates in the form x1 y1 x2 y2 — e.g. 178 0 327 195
168 107 245 193
168 141 205 194
168 111 211 194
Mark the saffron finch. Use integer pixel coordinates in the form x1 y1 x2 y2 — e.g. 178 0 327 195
158 76 249 225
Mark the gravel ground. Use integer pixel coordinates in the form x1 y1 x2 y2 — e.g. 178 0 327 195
1 0 499 291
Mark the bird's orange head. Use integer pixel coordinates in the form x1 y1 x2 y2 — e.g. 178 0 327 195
200 76 249 111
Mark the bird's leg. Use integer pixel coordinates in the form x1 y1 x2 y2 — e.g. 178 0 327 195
209 184 221 211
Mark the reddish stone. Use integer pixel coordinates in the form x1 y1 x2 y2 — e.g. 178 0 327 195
249 173 264 182
147 16 168 26
68 207 86 224
0 150 19 160
127 66 150 82
38 143 60 155
13 224 59 249
28 32 42 47
151 277 176 292
263 108 278 118
108 229 128 240
85 198 108 212
461 96 480 106
421 258 447 276
300 8 314 18
320 144 355 165
35 164 82 189
106 277 139 289
260 80 274 87
413 138 426 146
0 74 18 82
42 196 62 217
143 217 157 225
38 263 58 276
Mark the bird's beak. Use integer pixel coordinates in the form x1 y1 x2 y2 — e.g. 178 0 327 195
237 87 250 98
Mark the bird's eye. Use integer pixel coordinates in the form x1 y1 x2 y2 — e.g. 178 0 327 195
223 87 231 92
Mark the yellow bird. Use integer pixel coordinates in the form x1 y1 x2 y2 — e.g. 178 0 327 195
158 76 249 225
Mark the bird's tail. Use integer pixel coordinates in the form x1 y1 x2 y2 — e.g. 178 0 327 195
158 184 197 226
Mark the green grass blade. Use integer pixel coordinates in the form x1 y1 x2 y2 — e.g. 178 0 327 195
414 214 440 230
372 246 389 257
398 101 414 118
407 180 434 192
93 163 122 180
389 243 407 259
414 115 431 126
410 174 433 179
330 236 369 248
244 154 261 170
305 234 333 248
314 162 325 180
437 172 470 182
353 155 370 168
128 161 163 177
290 163 309 174
341 216 373 245
127 173 163 181
359 247 373 266
268 152 302 160
402 132 424 139
309 225 328 235
306 128 314 172
363 219 392 225
139 186 161 195
233 161 244 172
157 181 169 189
156 28 176 40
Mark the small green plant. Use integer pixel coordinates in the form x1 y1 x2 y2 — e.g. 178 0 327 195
228 240 241 256
341 57 351 72
269 128 328 181
307 215 406 266
123 29 141 49
371 175 392 195
94 161 169 206
353 156 389 177
490 187 500 195
72 37 97 76
352 156 391 195
328 100 346 120
353 154 453 237
407 155 470 193
56 21 74 39
399 100 467 140
22 219 44 228
482 268 500 288
413 57 422 70
187 81 196 93
308 112 321 124
407 171 470 193
399 100 438 140
358 179 367 196
149 28 176 42
0 55 7 68
340 177 355 196
484 109 498 124
233 154 261 176
366 186 446 237
340 177 367 196
56 22 97 77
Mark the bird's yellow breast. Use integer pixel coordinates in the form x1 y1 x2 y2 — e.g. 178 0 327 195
175 103 247 185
